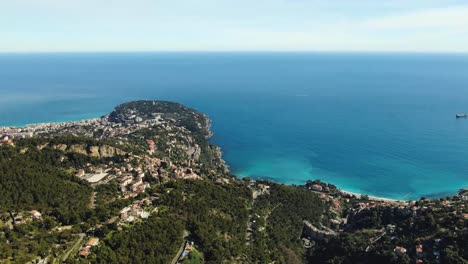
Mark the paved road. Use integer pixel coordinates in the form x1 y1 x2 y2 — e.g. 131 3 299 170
107 216 119 224
170 230 189 264
170 240 187 264
61 233 85 262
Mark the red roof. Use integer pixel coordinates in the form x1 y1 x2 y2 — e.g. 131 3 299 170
416 244 423 253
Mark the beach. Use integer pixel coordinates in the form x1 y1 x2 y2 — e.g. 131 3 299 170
339 190 407 203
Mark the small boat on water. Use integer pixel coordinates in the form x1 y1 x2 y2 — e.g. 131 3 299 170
456 114 467 118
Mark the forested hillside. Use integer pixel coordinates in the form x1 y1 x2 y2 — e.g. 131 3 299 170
0 146 92 224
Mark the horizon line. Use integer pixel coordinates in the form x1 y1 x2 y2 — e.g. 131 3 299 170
1 50 468 55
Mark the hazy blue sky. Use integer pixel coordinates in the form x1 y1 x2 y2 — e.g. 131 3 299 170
1 0 468 52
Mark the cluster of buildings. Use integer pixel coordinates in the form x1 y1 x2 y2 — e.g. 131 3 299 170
112 109 163 126
75 165 114 184
178 241 195 262
146 139 155 154
305 180 339 194
302 180 468 263
0 118 101 139
75 161 153 197
75 168 110 184
0 111 165 143
0 135 14 145
113 157 172 197
394 239 442 263
118 172 150 198
394 246 407 256
0 210 43 229
79 237 99 258
174 167 202 180
119 199 152 223
1 107 213 190
247 180 271 199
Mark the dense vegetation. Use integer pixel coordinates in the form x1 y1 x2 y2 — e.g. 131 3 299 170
159 180 251 262
0 220 69 263
310 200 468 264
93 215 184 264
82 180 251 263
247 183 325 263
0 143 95 263
0 146 92 224
91 180 330 263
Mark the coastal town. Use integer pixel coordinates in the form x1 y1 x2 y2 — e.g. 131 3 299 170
1 100 467 264
0 101 231 263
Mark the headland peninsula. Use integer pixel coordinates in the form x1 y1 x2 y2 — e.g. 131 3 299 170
0 100 466 263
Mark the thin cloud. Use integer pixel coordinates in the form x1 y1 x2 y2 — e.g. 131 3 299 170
363 6 468 31
1 1 468 52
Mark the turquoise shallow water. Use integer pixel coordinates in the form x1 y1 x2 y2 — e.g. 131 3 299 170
1 52 467 199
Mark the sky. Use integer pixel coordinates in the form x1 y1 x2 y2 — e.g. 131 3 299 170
1 0 468 52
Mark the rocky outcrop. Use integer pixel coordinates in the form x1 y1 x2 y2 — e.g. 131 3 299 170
186 144 201 161
53 144 126 158
68 144 88 155
98 145 126 158
55 144 68 151
89 146 100 157
213 146 229 173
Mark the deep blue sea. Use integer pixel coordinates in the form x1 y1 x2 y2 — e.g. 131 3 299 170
1 52 468 199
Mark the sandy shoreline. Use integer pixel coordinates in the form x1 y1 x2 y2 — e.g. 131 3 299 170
339 190 407 203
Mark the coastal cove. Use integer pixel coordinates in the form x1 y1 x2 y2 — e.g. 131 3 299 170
0 116 405 203
1 52 468 200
